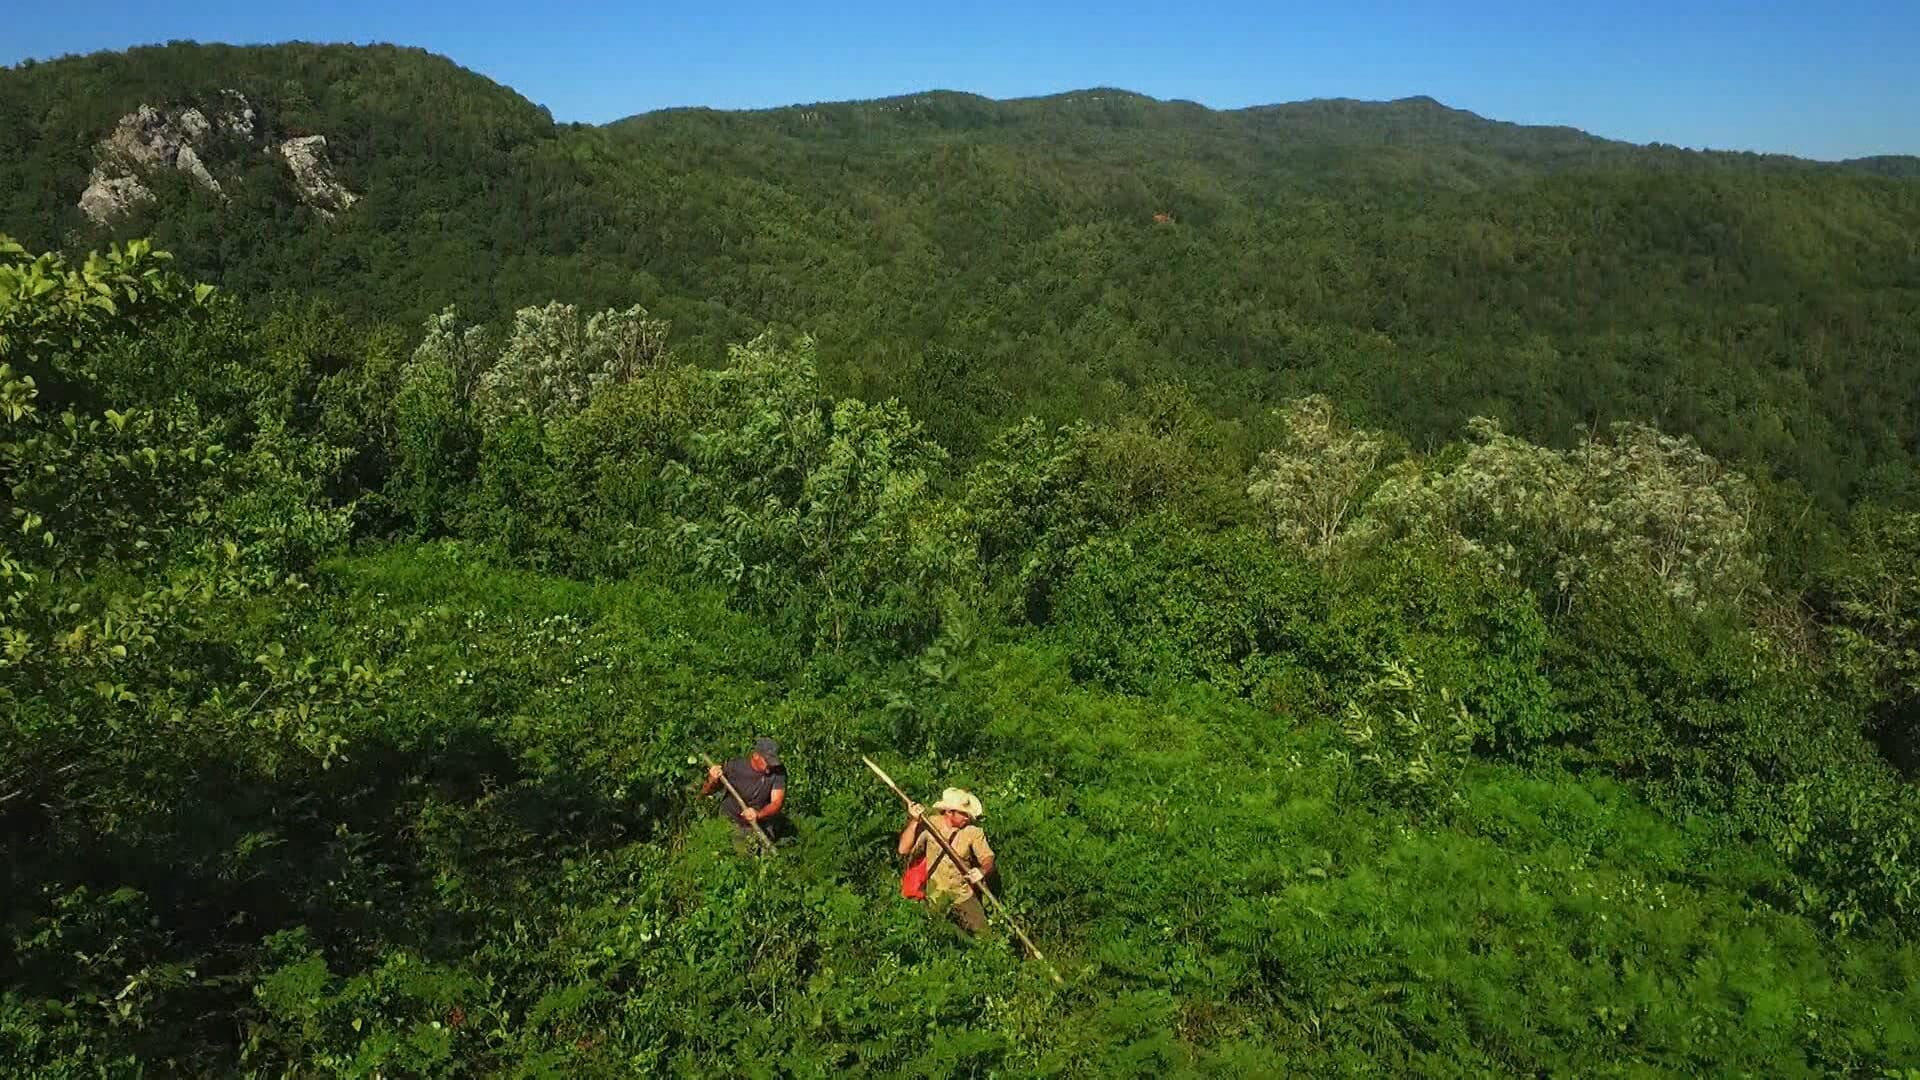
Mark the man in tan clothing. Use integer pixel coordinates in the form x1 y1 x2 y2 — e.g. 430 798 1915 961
897 787 995 934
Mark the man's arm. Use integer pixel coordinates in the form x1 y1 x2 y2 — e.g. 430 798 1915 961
967 832 995 883
896 802 925 855
698 763 722 796
758 773 787 819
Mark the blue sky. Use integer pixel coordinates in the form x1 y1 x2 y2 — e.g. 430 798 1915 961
6 2 1916 160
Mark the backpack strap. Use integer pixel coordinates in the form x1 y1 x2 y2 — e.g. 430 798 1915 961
923 823 964 876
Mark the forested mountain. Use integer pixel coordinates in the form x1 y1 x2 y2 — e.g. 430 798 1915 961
4 42 1920 1075
6 43 1919 507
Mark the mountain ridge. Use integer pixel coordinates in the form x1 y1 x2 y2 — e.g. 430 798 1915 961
4 41 1917 514
612 84 1920 171
8 39 1916 167
6 42 1913 194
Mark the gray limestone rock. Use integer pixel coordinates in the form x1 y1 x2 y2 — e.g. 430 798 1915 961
77 92 357 225
277 135 358 218
77 170 155 223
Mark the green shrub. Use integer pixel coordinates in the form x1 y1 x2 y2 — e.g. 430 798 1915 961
1334 658 1485 813
389 346 478 536
1053 521 1329 694
1333 545 1558 752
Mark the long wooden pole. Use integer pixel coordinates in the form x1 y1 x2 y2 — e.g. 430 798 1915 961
699 749 778 855
863 755 1063 984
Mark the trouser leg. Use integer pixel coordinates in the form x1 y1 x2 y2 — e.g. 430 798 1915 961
949 896 989 935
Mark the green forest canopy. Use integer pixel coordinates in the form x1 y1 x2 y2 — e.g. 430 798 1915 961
6 42 1919 509
3 41 1920 1076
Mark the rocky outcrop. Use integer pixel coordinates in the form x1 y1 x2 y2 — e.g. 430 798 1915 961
77 171 157 224
78 91 357 225
277 135 358 218
79 102 237 222
214 91 260 141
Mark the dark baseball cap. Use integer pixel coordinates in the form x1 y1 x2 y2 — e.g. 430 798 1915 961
753 737 782 767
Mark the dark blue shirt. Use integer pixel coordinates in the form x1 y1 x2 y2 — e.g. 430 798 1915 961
717 757 785 825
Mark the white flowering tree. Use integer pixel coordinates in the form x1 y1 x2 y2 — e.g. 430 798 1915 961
1569 422 1761 607
472 301 669 428
1360 417 1761 611
1245 394 1386 561
408 304 494 403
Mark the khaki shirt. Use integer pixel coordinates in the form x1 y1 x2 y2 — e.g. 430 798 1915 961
910 823 993 900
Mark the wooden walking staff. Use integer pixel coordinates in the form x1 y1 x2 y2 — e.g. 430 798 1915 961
863 755 1064 985
699 749 778 855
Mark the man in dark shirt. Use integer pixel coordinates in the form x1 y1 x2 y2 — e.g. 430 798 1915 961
700 737 787 839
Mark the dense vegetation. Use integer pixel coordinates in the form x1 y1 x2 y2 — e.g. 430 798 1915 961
7 43 1920 511
4 41 1920 1076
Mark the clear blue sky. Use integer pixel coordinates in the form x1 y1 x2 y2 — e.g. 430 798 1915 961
6 1 1916 160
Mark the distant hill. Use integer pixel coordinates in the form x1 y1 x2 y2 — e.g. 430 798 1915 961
1843 154 1920 178
0 42 579 307
612 86 1902 181
3 42 1918 504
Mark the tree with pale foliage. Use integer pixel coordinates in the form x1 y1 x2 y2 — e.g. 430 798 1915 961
1568 422 1761 607
1360 417 1761 611
1245 394 1386 561
407 305 493 404
473 301 669 427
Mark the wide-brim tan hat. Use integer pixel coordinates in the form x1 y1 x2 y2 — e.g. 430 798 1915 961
933 787 984 820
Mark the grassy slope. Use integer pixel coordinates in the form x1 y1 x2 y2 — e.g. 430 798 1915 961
276 543 1920 1074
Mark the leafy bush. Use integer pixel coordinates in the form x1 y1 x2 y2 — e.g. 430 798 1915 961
1052 521 1328 694
1332 545 1559 752
962 409 1241 624
7 232 1920 1075
1547 582 1918 930
665 333 958 653
1334 659 1484 813
389 316 481 535
1824 506 1920 771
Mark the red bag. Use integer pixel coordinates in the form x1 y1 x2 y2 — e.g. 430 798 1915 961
900 855 929 900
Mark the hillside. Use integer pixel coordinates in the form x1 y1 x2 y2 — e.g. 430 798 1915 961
5 44 1919 510
4 42 1920 1075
